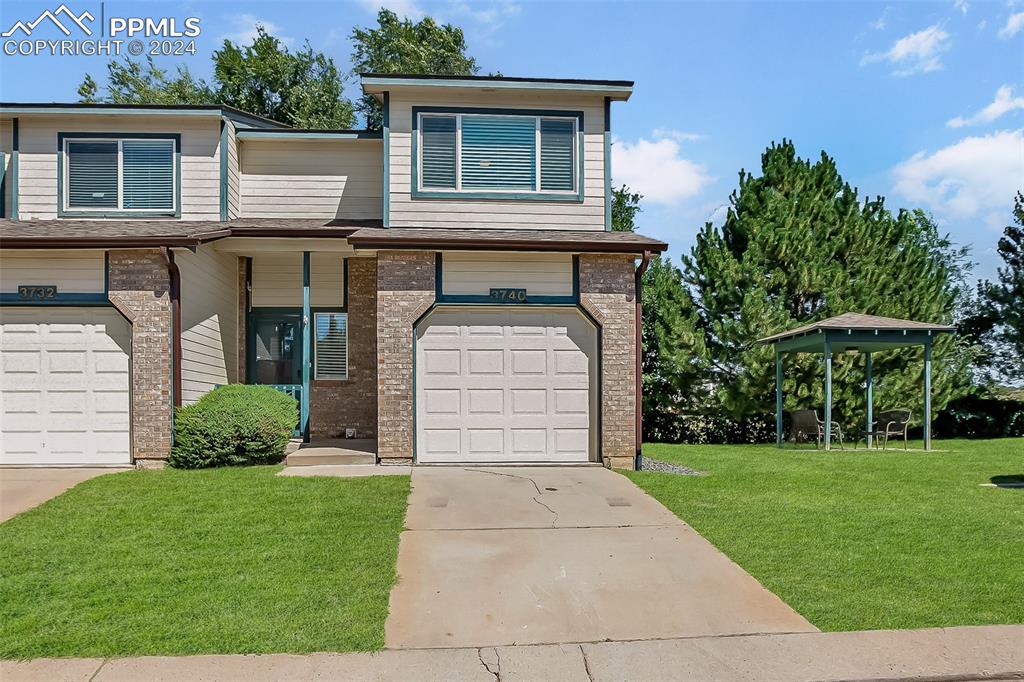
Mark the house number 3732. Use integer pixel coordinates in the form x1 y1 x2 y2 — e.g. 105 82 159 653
17 285 58 300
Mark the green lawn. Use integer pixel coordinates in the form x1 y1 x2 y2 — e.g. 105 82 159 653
625 438 1024 632
0 466 410 659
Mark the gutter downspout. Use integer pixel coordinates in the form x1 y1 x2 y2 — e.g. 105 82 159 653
160 247 183 409
634 250 651 470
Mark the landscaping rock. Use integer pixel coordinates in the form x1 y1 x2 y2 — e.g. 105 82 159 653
640 457 705 476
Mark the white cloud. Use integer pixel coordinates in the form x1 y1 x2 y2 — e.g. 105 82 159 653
948 85 1024 127
652 128 706 142
998 11 1024 38
443 1 521 46
861 24 951 76
359 0 425 20
611 135 713 205
221 13 292 46
954 0 970 15
871 5 893 30
891 129 1024 223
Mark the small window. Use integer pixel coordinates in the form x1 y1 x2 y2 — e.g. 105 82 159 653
63 137 176 214
418 112 579 196
314 312 348 380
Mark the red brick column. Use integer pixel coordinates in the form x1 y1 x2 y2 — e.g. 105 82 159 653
107 249 172 464
376 250 435 464
311 256 379 439
579 253 638 470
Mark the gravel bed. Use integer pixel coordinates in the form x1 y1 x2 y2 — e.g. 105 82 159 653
639 457 705 476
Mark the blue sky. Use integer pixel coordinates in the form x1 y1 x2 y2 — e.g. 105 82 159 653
2 0 1022 280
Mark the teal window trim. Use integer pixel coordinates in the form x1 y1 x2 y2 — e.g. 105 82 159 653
10 117 18 219
219 119 228 221
433 252 580 305
56 131 181 218
383 91 391 227
411 106 584 202
603 97 612 231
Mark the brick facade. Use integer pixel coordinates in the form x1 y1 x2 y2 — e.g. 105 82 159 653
579 253 639 470
376 250 435 464
311 256 378 439
107 249 173 463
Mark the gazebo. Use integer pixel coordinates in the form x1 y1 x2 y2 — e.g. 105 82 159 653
757 313 956 451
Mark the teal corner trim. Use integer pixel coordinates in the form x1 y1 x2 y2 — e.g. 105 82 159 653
1 150 6 218
410 106 585 203
55 131 182 218
219 119 228 221
11 117 18 219
603 97 612 231
383 91 391 227
301 251 312 442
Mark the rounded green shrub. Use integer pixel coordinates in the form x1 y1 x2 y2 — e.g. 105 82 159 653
170 384 298 469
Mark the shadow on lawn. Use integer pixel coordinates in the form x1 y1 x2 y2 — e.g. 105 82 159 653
989 475 1024 489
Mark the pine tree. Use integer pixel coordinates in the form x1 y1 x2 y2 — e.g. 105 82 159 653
681 140 976 425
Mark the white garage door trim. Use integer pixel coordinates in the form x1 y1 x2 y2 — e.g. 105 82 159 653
415 306 598 464
1 306 133 466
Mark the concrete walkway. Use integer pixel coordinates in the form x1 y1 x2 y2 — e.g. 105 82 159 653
385 466 815 649
0 468 125 522
4 625 1022 681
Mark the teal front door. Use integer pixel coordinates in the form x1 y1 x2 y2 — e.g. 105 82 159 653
248 310 303 434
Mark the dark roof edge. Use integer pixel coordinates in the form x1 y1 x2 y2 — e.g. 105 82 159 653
359 73 634 87
0 102 289 129
347 235 667 254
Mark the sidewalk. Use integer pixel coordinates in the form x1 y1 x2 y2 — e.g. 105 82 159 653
4 625 1022 682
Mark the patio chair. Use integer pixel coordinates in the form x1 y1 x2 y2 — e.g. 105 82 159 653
789 409 844 449
874 409 912 450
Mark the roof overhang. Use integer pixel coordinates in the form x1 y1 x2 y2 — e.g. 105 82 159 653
360 74 633 101
0 103 287 129
346 228 666 254
236 129 382 141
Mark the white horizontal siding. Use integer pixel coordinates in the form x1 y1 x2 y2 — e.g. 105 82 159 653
388 91 606 231
176 246 238 404
0 250 105 293
14 114 221 220
442 252 573 297
1 121 11 217
239 140 383 220
250 253 346 307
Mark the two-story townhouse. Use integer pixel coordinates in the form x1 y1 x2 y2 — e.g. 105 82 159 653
0 74 667 470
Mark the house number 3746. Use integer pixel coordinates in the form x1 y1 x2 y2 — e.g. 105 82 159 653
17 285 58 300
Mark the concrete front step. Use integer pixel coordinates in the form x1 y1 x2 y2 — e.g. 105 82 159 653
286 450 376 466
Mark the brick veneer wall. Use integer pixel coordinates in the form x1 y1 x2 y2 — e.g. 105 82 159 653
107 249 172 462
376 250 435 463
311 257 378 439
579 253 638 470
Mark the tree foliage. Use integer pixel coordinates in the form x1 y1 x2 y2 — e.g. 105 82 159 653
350 9 478 129
966 192 1024 382
78 27 355 128
611 185 643 233
680 140 976 425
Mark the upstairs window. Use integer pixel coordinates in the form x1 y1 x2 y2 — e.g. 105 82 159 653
417 111 579 197
62 136 177 215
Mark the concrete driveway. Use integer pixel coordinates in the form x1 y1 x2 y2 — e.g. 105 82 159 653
0 468 122 522
385 466 815 649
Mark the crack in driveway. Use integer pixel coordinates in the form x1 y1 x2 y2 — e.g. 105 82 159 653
465 468 560 527
478 647 500 680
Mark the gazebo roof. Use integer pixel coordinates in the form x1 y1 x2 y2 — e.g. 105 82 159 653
757 312 956 353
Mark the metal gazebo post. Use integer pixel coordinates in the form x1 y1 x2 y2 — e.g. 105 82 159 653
775 349 783 448
924 335 932 451
866 352 873 448
824 336 832 450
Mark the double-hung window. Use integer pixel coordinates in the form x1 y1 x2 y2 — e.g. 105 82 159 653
416 110 580 199
314 312 348 380
61 135 178 216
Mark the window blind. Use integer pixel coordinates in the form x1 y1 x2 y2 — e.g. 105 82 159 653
460 116 536 190
314 312 348 380
421 116 457 189
540 119 575 191
122 140 174 210
67 142 118 208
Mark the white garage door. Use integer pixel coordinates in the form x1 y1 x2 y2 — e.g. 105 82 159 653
1 308 132 465
416 307 597 463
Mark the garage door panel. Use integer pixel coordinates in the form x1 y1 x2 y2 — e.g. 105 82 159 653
417 307 596 464
1 308 132 465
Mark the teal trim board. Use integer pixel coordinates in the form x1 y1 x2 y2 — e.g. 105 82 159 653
219 119 229 221
301 251 311 442
56 132 182 218
10 118 18 219
0 292 109 305
1 150 5 218
604 97 612 231
383 91 391 227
